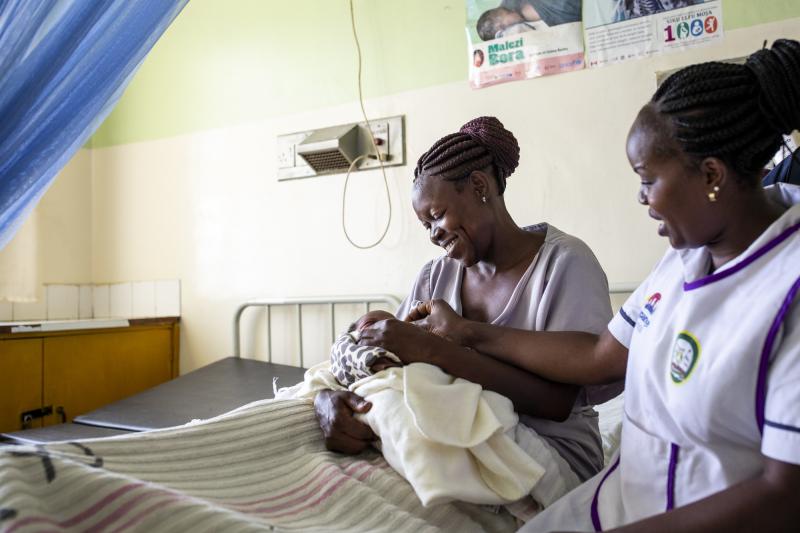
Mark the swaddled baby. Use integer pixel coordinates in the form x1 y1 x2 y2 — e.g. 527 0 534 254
329 310 401 386
324 310 579 515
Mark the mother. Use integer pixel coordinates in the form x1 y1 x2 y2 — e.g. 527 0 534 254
315 116 622 484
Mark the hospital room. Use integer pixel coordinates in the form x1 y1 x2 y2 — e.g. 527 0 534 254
1 0 799 531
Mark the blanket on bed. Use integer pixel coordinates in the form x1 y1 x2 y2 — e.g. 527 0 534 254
276 363 579 515
0 399 518 533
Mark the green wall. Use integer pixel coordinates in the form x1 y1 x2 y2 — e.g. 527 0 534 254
91 0 800 148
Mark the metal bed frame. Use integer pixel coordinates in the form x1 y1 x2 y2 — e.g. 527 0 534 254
232 294 402 367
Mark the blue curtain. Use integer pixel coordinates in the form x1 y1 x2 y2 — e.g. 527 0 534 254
0 0 188 249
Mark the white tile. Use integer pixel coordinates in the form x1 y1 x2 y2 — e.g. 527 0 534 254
110 283 132 318
79 285 93 319
0 301 12 321
155 280 180 316
131 281 156 318
12 287 47 321
93 285 110 318
46 285 80 320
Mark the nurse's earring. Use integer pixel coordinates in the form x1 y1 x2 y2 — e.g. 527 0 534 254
481 196 487 204
708 186 720 202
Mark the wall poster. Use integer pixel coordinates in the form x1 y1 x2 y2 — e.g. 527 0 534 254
583 0 724 68
467 0 585 89
466 1 726 88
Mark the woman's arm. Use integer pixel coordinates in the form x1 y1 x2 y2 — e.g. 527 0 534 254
407 299 628 386
313 389 376 454
406 236 627 388
358 318 580 421
604 458 800 533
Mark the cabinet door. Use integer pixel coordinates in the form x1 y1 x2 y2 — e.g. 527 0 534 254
43 327 173 425
0 339 43 433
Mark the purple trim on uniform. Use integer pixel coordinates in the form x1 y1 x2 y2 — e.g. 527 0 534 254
590 456 620 532
765 419 800 434
684 222 800 291
666 443 680 511
619 308 636 327
756 274 800 434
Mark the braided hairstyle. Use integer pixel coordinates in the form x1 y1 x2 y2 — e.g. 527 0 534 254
414 116 520 194
649 38 800 182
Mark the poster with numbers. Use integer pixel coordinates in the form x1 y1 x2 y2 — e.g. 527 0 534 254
467 0 585 89
583 0 723 68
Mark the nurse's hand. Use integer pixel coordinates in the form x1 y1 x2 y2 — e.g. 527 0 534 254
313 390 376 454
405 299 468 345
357 318 449 365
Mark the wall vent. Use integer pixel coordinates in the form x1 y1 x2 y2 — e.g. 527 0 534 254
296 124 360 173
276 115 405 181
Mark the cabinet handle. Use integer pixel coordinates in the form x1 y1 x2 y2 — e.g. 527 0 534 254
20 406 53 430
56 406 67 424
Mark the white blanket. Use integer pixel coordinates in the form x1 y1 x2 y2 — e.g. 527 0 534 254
277 363 579 511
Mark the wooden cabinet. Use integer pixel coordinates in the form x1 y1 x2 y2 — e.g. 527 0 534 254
0 318 178 433
0 339 43 432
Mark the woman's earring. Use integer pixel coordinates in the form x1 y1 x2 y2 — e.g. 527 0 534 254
708 186 720 202
481 196 487 204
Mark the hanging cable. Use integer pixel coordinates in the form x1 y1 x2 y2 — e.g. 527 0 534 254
342 0 392 250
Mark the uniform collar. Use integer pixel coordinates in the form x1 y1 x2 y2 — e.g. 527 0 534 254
679 184 800 290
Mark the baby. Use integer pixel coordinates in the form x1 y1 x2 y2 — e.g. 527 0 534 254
476 7 534 41
329 310 402 386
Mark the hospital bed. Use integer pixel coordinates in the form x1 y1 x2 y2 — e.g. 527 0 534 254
0 293 626 532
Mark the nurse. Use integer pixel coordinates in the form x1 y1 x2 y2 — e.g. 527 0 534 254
409 39 800 531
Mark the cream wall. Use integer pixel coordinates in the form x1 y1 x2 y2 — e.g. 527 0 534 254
39 149 93 284
88 19 800 372
0 149 92 316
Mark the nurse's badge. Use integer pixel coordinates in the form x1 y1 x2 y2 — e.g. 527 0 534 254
670 331 701 384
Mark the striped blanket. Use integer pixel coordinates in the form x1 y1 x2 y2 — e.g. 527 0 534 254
0 399 518 532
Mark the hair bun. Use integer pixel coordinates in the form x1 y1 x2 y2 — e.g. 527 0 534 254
459 116 520 181
745 39 800 136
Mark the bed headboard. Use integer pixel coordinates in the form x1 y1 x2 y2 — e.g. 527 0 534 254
233 295 402 366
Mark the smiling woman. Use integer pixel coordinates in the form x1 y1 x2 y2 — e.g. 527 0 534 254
314 116 622 486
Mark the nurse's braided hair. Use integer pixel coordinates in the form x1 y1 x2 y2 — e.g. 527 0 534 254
650 38 800 181
414 116 520 194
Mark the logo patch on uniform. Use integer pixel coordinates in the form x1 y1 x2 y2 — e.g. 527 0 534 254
636 292 661 331
670 331 700 384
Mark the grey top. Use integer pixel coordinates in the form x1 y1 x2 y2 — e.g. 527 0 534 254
396 224 622 481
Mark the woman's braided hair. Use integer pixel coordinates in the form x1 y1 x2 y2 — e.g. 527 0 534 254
414 116 520 194
651 39 800 181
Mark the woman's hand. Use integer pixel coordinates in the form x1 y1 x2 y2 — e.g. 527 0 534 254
313 389 376 454
404 299 469 345
357 317 450 365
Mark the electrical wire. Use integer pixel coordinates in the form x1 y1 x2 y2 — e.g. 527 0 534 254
342 0 392 250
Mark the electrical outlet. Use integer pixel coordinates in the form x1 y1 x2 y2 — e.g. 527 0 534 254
277 143 295 169
365 122 388 158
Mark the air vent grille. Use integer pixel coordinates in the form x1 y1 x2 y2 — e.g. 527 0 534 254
298 150 352 173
